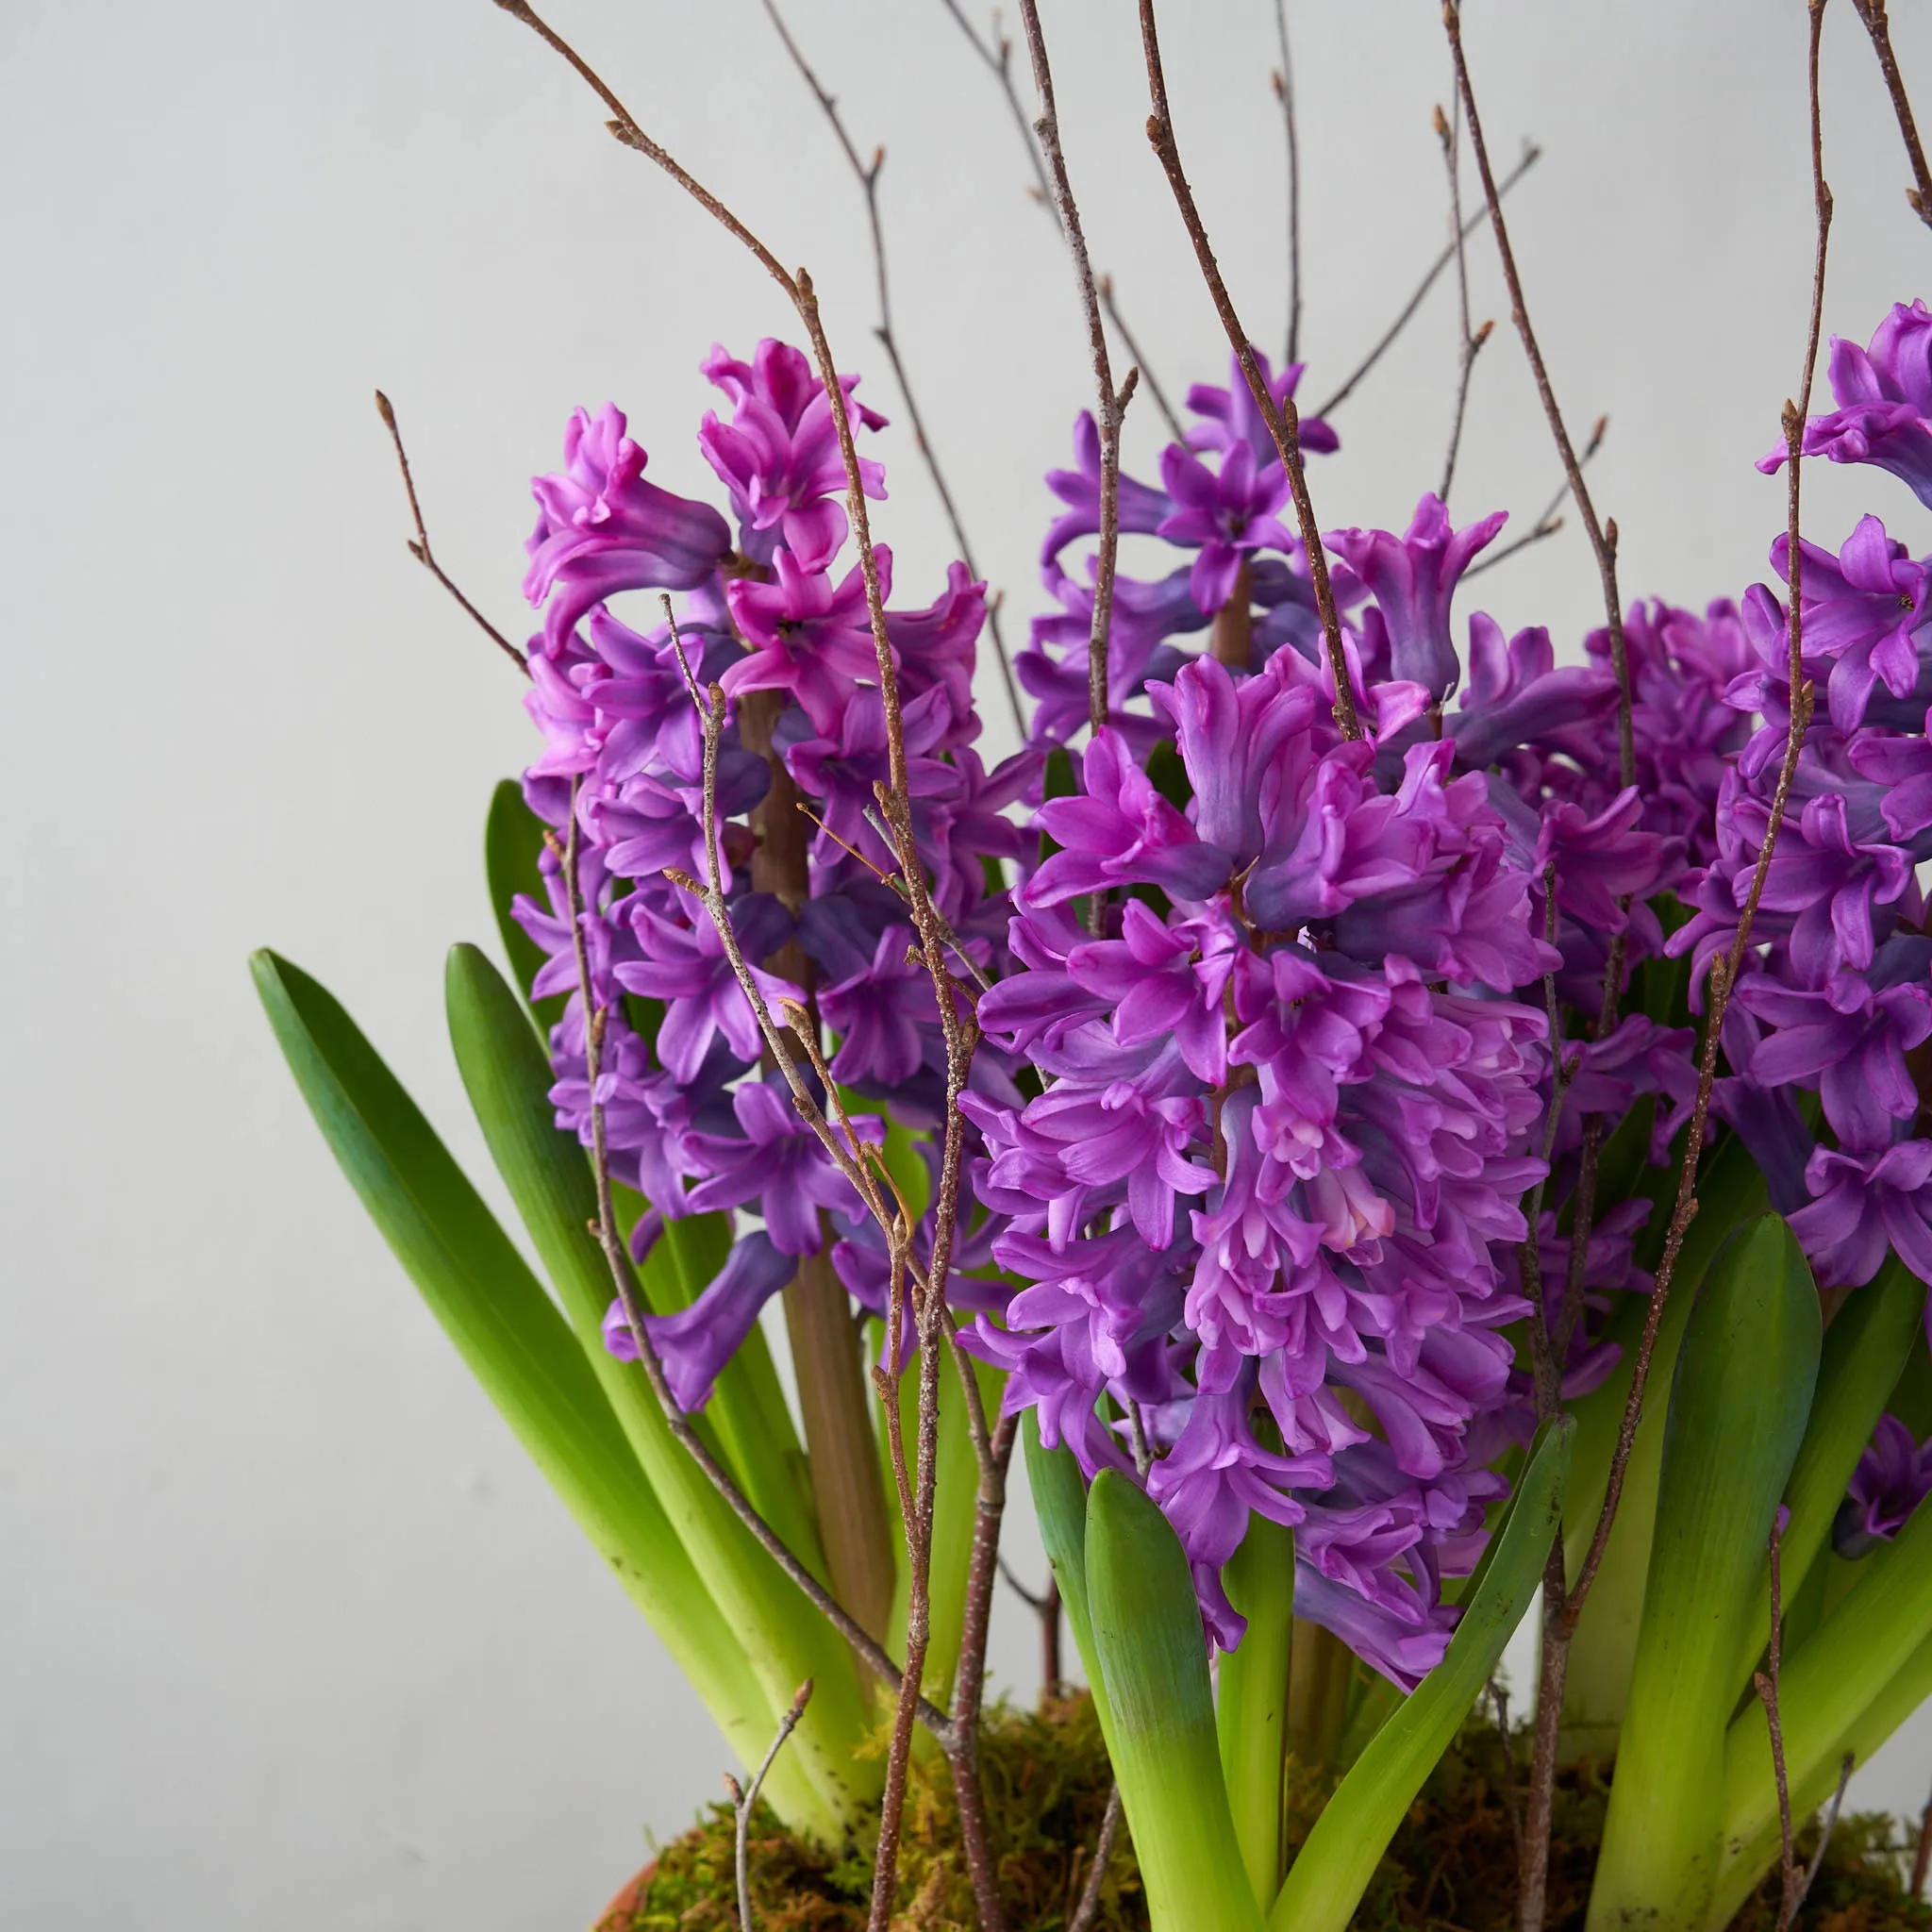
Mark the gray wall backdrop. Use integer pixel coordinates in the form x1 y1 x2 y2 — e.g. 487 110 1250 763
8 1 1932 1925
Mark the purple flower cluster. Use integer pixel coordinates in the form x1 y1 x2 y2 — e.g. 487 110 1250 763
510 339 1032 1406
1835 1411 1932 1558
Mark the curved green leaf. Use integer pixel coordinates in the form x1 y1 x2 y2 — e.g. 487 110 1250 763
1023 1411 1110 1738
1087 1469 1267 1932
442 942 874 1834
1269 1415 1573 1932
1587 1216 1821 1932
1218 1515 1296 1903
249 949 778 1781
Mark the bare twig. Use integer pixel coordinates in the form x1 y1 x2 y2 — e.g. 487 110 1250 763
1016 0 1128 740
1463 416 1608 581
1851 1 1932 227
1099 275 1187 445
1272 0 1304 367
1435 98 1494 506
1489 1678 1524 1863
996 1561 1063 1698
728 1679 815 1932
1506 8 1834 1925
1752 1517 1798 1932
1138 0 1361 741
1798 1754 1857 1914
373 391 529 676
1067 1785 1125 1932
936 0 1059 223
758 0 1025 741
1911 1773 1932 1895
1311 142 1541 419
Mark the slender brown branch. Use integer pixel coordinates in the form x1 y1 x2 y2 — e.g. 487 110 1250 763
729 1679 815 1932
1435 99 1494 506
1272 0 1304 368
1912 1774 1932 1896
1753 1516 1798 1932
1510 12 1833 1926
1099 275 1187 445
1068 1785 1125 1932
1851 2 1932 227
1798 1754 1856 1915
1311 142 1541 419
1444 0 1632 792
1016 0 1126 741
1138 0 1360 741
936 0 1060 224
758 0 1025 741
1463 416 1607 581
373 391 529 676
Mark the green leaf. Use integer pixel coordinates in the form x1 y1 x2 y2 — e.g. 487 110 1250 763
1269 1416 1574 1932
441 942 875 1835
1586 1216 1821 1932
249 949 779 1781
1218 1515 1295 1903
1558 1133 1767 1754
1732 1252 1924 1696
1708 1622 1932 1928
1023 1412 1110 1738
1719 1431 1932 1892
483 779 564 1033
1087 1469 1268 1932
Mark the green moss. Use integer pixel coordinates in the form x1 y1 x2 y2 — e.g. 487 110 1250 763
608 1696 1928 1932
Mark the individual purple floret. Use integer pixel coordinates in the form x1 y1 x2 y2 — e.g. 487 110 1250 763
1835 1412 1932 1557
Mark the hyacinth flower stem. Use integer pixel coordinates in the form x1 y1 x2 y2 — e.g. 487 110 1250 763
757 0 1027 744
1273 0 1303 368
1138 0 1362 742
1016 0 1131 742
1850 1 1932 229
373 390 530 677
1311 140 1541 419
1217 1516 1295 1900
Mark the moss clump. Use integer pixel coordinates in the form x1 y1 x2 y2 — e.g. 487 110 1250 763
617 1694 1142 1932
607 1694 1927 1932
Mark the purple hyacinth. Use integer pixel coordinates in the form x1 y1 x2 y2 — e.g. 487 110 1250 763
1834 1412 1932 1558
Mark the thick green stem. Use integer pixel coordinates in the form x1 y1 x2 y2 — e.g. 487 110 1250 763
1285 1617 1353 1771
1218 1516 1295 1901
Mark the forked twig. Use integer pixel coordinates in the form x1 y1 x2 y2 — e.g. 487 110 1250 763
1311 142 1541 418
1099 275 1187 445
373 391 529 676
1067 1785 1125 1932
1016 0 1134 740
1799 1754 1857 1915
1138 0 1361 741
1464 416 1608 580
1272 0 1304 368
1435 96 1495 505
726 1679 814 1932
758 0 1025 741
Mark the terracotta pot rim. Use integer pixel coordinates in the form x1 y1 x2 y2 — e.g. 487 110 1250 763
591 1857 657 1932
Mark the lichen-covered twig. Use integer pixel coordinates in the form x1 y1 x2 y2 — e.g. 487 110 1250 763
1752 1517 1798 1932
1434 98 1494 505
1067 1785 1125 1932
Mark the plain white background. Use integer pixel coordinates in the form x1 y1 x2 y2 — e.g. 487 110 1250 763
8 1 1932 1925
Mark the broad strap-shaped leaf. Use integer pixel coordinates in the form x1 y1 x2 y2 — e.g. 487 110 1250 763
1087 1469 1268 1932
1269 1416 1574 1932
483 779 563 1032
249 949 780 1783
1731 1251 1924 1699
1586 1216 1821 1932
442 943 875 1834
1708 1620 1932 1928
1720 1444 1932 1880
1218 1514 1296 1905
